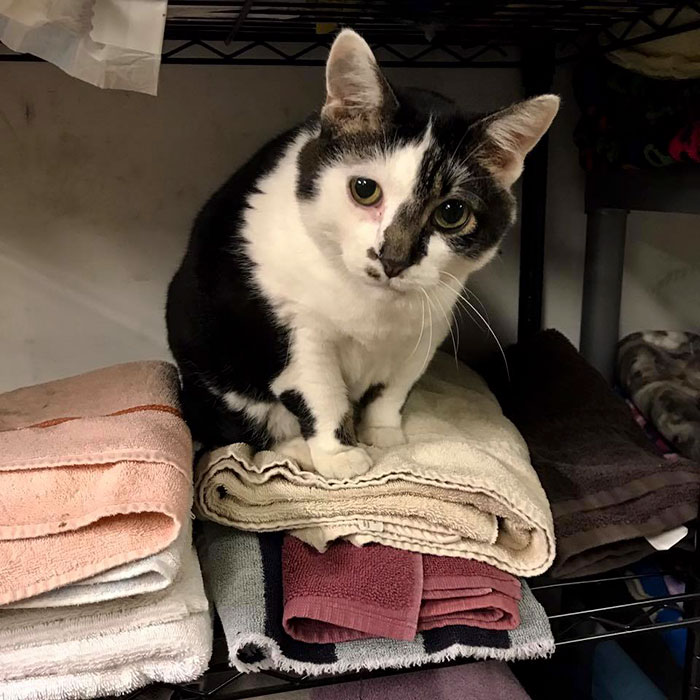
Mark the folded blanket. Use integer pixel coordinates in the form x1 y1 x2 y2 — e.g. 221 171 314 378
198 524 553 676
0 361 193 605
310 660 532 700
0 542 212 700
195 353 554 577
499 330 700 579
282 537 521 643
617 331 700 463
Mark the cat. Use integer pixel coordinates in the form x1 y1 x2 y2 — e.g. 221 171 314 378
166 29 559 479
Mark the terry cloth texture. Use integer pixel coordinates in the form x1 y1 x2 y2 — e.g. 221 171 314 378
195 353 555 578
500 329 700 579
0 543 212 700
281 537 521 643
0 361 193 606
6 524 190 609
198 524 553 676
310 660 532 700
617 331 700 463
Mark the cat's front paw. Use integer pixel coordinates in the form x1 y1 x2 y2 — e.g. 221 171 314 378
311 446 373 480
358 425 407 448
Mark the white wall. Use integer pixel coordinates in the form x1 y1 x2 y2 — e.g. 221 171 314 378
0 60 698 391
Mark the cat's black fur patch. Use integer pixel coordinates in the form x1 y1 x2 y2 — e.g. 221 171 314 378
334 410 356 446
279 390 316 439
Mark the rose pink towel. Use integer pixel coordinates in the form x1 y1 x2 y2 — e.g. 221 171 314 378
282 537 522 643
0 361 193 605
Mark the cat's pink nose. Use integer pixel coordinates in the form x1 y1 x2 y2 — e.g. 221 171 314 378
380 258 408 279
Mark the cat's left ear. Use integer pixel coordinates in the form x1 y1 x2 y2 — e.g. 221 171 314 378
322 29 397 132
478 95 560 188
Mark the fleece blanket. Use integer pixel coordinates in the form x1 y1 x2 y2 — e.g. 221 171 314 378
195 353 555 578
0 361 193 606
0 543 212 700
499 330 700 579
198 524 554 676
617 331 700 463
282 537 521 643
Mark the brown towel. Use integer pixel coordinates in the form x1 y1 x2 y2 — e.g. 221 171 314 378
497 330 700 579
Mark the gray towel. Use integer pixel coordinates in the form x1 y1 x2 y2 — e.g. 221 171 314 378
197 524 554 676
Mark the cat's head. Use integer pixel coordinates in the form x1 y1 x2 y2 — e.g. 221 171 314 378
297 29 559 294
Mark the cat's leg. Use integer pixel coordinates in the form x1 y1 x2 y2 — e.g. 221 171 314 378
358 349 436 448
271 327 372 479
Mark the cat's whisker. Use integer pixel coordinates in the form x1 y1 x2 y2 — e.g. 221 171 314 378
439 270 491 323
444 282 510 382
437 277 484 331
429 288 459 369
418 287 434 374
409 293 426 359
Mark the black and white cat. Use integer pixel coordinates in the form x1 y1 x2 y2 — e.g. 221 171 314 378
166 29 559 479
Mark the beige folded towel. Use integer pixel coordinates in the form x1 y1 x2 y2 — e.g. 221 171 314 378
195 355 555 577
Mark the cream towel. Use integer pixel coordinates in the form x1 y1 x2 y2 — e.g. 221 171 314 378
195 354 555 577
0 543 212 700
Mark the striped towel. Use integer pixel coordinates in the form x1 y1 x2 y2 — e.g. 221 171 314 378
197 524 554 676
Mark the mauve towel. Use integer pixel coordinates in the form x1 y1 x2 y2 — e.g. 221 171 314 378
310 661 532 700
497 330 700 578
0 362 193 605
419 556 521 632
282 537 521 643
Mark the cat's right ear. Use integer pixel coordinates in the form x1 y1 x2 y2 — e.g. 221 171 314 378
322 29 397 132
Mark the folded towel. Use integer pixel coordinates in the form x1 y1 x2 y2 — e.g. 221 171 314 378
6 523 189 609
0 361 193 605
0 542 212 700
195 353 555 577
198 524 553 676
310 660 532 700
617 331 700 463
419 555 521 632
499 330 700 578
282 537 521 643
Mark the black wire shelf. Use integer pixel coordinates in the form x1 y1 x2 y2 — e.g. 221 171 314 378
2 1 700 67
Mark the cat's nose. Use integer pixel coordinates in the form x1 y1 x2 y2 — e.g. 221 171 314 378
380 257 408 279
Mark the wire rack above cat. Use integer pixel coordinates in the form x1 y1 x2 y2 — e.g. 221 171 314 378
1 1 699 67
157 1 700 66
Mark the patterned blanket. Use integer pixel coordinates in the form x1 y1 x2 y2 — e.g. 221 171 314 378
617 331 700 463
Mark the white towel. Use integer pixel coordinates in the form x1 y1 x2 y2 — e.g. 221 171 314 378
0 543 212 700
6 522 190 610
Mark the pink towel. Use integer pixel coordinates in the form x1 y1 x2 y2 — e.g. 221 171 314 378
282 537 521 643
0 362 193 605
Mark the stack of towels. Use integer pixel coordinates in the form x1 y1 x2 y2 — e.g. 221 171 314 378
195 353 556 676
0 362 212 700
498 330 700 578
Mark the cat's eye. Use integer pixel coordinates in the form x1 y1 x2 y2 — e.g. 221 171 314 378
350 177 382 206
432 199 472 231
